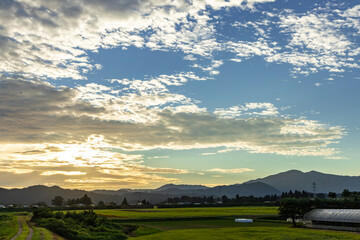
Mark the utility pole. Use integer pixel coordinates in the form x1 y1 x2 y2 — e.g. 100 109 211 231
312 182 317 198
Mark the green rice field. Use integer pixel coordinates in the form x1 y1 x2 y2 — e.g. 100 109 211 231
93 206 278 219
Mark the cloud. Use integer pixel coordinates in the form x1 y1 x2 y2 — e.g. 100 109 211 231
41 171 87 176
191 60 224 75
206 168 255 173
341 5 360 18
280 14 352 54
0 77 345 158
214 102 279 118
148 156 170 159
0 0 358 82
226 6 360 75
0 135 187 189
0 72 343 186
183 55 197 61
0 0 274 80
201 153 217 156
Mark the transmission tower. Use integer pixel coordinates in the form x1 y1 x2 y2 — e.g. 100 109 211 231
312 182 317 198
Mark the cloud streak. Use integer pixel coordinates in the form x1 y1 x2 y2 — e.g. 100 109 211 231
206 168 255 174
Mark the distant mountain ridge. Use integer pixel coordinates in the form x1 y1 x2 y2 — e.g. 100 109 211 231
0 182 279 205
155 184 209 191
2 170 360 205
246 170 360 193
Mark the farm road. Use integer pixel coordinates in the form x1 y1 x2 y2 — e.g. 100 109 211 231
11 216 33 240
10 216 22 240
25 219 33 240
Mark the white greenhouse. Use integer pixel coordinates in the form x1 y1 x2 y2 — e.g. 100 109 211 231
304 209 360 232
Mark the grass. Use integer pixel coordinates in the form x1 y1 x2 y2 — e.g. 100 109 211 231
0 211 76 240
132 226 162 237
93 206 278 220
0 214 19 240
32 226 54 240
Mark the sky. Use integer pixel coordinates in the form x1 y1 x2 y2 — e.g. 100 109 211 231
0 0 359 190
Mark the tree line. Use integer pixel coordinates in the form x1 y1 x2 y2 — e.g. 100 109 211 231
279 189 360 226
165 194 280 204
52 194 92 207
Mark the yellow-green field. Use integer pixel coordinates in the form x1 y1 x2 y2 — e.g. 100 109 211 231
93 206 278 219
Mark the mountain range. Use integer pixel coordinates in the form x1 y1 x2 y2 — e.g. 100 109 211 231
1 170 359 205
246 170 360 193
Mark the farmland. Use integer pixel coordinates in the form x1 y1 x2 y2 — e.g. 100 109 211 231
93 206 278 219
1 206 360 239
96 207 360 240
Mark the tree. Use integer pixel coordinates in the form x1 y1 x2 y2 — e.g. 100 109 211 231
328 192 337 199
51 196 64 207
97 201 105 207
121 197 128 206
221 195 229 203
342 189 351 199
66 198 75 206
79 194 92 205
278 198 312 226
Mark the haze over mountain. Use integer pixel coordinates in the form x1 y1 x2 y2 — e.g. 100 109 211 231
155 184 210 191
246 170 360 193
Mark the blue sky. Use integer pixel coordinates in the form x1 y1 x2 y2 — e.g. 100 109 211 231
0 0 359 190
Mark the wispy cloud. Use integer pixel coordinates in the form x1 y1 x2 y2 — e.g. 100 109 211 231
201 153 217 156
206 168 255 173
41 171 87 176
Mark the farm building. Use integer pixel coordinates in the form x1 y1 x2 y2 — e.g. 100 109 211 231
304 209 360 232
